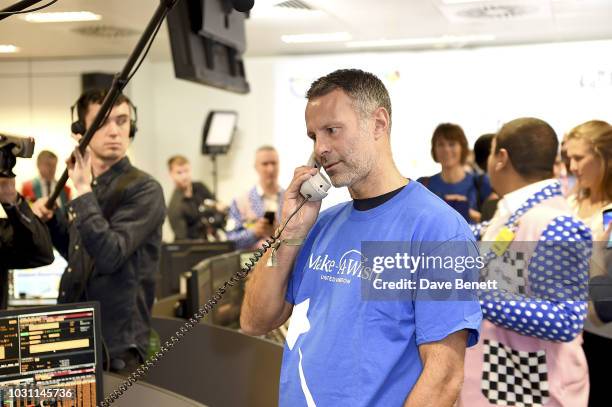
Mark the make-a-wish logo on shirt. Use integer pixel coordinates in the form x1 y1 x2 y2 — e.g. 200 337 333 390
307 249 375 284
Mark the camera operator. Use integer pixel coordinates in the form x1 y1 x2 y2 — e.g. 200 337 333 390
0 177 54 309
167 155 227 241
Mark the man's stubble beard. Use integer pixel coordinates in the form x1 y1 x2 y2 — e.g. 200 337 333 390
328 137 374 188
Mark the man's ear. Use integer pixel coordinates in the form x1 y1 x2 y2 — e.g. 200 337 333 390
372 107 390 140
495 148 510 172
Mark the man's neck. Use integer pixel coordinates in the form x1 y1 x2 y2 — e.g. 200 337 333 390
91 156 122 178
440 166 466 183
180 182 193 198
349 158 407 199
260 182 278 196
498 176 537 198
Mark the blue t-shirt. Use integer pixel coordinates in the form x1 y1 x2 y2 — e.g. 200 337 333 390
418 172 493 221
280 181 483 407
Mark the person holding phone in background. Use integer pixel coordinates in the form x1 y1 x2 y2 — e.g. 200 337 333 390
418 123 495 224
241 69 482 407
226 145 285 249
565 120 612 407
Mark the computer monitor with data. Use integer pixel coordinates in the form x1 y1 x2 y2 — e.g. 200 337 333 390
185 251 244 327
8 249 67 306
158 241 235 299
0 303 103 406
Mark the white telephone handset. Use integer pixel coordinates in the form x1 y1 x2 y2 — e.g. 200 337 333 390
299 153 332 201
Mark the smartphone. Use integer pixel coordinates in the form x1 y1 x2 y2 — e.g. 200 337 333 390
264 211 275 225
604 208 612 249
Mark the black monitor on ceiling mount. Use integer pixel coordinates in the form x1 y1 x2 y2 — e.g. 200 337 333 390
166 0 251 94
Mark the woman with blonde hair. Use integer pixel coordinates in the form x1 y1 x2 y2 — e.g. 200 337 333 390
565 119 612 407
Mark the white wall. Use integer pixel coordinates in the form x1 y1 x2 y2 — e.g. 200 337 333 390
0 57 279 239
0 58 121 180
2 39 612 236
269 40 612 207
146 58 277 205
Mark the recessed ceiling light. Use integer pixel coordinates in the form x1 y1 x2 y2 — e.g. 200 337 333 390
441 0 496 4
252 1 324 19
0 45 19 53
21 11 102 23
346 34 496 48
281 32 352 44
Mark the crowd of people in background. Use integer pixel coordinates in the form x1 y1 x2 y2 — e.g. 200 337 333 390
169 113 611 407
2 73 611 406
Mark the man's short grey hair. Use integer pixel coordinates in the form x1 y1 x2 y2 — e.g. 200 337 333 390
306 69 392 131
256 145 277 154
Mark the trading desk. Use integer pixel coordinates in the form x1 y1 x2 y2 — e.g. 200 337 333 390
103 373 206 407
144 317 283 407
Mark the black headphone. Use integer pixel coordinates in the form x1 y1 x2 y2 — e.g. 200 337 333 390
70 94 138 139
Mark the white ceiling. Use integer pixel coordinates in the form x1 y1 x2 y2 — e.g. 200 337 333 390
0 0 612 60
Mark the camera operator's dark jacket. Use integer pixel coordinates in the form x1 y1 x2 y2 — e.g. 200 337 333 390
1 196 55 309
168 181 214 240
47 157 166 359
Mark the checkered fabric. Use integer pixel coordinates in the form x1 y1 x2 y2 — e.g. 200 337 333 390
481 339 550 407
501 251 527 294
481 250 527 295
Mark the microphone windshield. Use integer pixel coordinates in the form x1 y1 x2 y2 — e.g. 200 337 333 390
232 0 255 13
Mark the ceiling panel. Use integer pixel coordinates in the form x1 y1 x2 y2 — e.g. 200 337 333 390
0 0 610 60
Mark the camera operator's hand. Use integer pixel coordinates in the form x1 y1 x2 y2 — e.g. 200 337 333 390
32 197 55 222
0 177 17 204
67 147 92 195
252 218 274 239
215 201 229 214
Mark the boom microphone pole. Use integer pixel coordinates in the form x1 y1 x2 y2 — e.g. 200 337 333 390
46 0 180 209
0 0 45 21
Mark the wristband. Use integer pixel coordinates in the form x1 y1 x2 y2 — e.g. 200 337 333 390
281 237 305 246
267 237 305 267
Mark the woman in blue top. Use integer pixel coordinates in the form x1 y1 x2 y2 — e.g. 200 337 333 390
418 123 494 223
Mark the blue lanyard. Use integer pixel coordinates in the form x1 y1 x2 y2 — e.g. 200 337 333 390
482 181 562 264
504 181 562 231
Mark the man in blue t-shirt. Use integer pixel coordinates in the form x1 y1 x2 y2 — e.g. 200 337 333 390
241 69 482 406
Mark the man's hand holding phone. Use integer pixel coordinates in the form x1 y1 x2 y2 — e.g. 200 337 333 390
240 164 324 337
281 165 323 239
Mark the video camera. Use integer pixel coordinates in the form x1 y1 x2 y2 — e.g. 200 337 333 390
200 199 227 231
0 134 35 178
